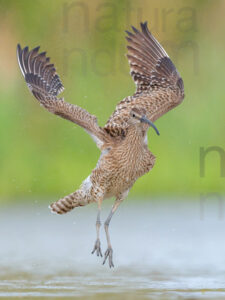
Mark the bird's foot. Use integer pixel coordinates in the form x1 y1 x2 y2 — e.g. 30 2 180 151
103 247 114 268
91 238 102 257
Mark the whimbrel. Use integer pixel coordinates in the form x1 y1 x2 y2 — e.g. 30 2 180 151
17 22 184 268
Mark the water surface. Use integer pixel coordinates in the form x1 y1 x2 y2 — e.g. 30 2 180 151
0 199 225 299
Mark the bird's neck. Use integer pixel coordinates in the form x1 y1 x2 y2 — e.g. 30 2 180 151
117 125 148 165
125 125 145 147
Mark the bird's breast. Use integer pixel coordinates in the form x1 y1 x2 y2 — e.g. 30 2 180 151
92 139 155 198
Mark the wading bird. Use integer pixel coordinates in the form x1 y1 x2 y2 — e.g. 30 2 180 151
17 22 184 268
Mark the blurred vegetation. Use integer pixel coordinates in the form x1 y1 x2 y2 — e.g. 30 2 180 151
0 0 224 203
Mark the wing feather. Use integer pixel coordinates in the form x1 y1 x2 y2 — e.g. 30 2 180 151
104 22 184 137
17 44 107 149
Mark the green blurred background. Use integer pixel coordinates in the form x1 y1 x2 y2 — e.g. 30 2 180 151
0 0 224 203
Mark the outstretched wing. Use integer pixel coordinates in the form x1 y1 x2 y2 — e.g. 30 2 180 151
17 44 107 149
104 22 184 137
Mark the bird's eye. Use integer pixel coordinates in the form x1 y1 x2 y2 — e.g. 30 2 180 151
132 113 136 118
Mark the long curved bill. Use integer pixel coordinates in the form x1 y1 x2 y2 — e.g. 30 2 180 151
140 116 160 136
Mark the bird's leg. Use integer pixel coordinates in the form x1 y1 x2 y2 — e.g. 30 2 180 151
91 200 102 257
103 195 124 268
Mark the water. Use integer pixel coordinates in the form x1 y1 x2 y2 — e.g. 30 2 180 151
0 199 225 299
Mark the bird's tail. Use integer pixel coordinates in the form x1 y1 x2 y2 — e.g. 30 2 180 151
49 189 91 214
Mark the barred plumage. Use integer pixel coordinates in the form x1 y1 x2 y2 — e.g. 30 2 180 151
16 44 109 150
17 22 184 268
50 189 92 214
104 21 184 137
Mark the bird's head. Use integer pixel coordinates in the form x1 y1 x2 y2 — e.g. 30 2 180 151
128 108 160 136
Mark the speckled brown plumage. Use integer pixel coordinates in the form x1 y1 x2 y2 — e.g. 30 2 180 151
17 22 184 268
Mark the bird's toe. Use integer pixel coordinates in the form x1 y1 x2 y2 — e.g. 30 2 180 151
91 239 102 257
103 247 114 268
